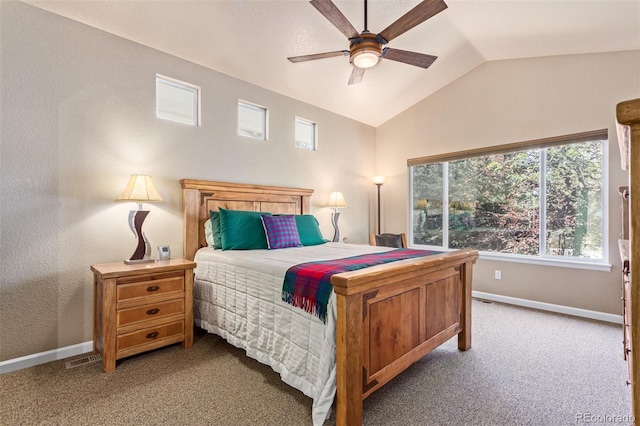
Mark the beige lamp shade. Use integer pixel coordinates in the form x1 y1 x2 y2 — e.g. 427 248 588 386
327 191 348 209
116 175 164 205
373 176 386 185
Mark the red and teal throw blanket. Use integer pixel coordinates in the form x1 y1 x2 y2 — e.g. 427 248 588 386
282 248 440 322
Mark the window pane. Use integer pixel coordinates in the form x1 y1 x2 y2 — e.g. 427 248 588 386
156 76 199 126
295 118 316 150
412 163 443 246
238 101 267 140
448 152 540 254
545 141 603 258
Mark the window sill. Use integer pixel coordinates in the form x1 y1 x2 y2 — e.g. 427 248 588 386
412 244 612 272
478 251 612 272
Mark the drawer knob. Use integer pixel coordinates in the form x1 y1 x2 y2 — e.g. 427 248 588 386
146 308 160 315
146 285 160 292
146 331 159 339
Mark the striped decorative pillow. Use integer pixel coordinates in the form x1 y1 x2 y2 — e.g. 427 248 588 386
260 214 302 249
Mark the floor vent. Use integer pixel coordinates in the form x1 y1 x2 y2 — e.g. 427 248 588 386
65 353 102 369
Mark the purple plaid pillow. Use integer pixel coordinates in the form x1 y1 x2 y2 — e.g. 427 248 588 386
260 214 302 249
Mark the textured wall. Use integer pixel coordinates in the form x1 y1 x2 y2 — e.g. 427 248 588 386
375 50 640 314
0 2 376 361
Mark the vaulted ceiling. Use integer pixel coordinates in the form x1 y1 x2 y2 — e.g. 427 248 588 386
24 0 640 126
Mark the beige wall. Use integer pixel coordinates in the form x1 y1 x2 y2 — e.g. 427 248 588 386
0 2 376 361
376 50 640 314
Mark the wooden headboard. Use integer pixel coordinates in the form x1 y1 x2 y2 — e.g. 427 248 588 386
180 179 313 260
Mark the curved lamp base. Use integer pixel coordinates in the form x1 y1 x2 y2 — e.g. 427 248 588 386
124 210 154 264
331 211 341 243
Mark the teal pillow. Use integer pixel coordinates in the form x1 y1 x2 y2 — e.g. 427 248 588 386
295 214 327 246
209 210 222 249
219 208 271 250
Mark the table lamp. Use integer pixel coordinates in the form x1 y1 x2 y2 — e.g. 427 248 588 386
116 174 164 264
327 191 348 242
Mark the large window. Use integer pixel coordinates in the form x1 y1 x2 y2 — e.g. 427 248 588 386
409 131 608 267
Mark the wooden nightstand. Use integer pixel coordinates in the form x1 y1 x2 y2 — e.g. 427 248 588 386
91 258 196 372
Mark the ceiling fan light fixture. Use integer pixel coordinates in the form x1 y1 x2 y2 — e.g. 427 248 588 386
349 34 382 69
351 48 381 69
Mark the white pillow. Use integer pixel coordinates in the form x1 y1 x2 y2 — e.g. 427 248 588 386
204 218 214 247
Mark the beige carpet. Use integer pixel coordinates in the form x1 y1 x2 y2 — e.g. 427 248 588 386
0 300 633 425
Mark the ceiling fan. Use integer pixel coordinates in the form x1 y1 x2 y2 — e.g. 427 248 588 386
287 0 448 85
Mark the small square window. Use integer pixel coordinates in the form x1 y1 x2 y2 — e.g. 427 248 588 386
156 75 200 126
295 117 316 151
238 100 268 140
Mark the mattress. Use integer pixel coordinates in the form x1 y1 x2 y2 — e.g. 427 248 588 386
193 242 391 425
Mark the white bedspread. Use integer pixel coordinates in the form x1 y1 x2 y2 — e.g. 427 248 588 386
193 243 391 425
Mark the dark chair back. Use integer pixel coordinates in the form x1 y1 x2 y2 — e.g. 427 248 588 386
369 233 407 248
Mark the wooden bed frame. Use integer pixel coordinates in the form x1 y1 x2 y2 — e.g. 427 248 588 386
181 179 479 425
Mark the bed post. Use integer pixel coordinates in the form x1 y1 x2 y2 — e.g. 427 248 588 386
182 187 200 261
458 260 474 351
335 292 363 426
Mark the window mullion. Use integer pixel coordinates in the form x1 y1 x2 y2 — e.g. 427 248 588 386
442 162 449 249
539 149 547 256
602 140 609 262
408 168 415 245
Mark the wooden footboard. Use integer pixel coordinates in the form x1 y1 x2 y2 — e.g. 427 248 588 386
332 249 477 425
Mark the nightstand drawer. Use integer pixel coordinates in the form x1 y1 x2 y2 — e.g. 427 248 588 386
117 299 185 328
117 320 184 352
116 271 184 303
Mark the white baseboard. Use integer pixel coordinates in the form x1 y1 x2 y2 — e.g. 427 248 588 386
0 294 622 374
473 291 623 324
0 340 93 374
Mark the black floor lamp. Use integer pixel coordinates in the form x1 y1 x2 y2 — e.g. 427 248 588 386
373 176 385 235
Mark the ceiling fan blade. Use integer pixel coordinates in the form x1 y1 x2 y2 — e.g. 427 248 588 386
348 67 365 85
288 50 348 63
383 48 437 69
378 0 447 43
310 0 360 40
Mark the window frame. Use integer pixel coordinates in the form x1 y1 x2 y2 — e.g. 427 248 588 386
237 100 268 141
294 116 317 151
155 74 200 126
407 130 610 271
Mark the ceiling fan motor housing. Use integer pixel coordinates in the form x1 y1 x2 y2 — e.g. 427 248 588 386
349 33 383 69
